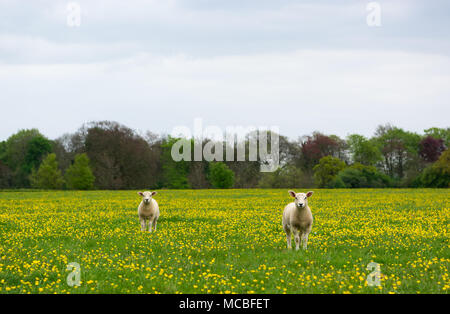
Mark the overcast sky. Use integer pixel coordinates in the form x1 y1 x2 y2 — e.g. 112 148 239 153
1 0 449 141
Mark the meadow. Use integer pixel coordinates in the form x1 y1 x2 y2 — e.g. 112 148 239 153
0 189 448 294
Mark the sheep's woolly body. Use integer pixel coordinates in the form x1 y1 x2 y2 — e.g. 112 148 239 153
282 191 314 250
137 193 159 232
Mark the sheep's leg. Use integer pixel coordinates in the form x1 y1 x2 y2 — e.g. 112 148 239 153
153 220 157 232
283 223 291 249
293 230 300 251
148 220 153 233
139 218 146 231
302 233 309 250
286 232 291 249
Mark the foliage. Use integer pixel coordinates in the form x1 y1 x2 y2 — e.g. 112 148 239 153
82 121 159 189
1 121 449 189
419 150 450 188
258 165 303 188
419 136 445 163
0 160 13 188
424 127 450 148
313 156 346 188
29 154 64 189
347 134 382 166
374 124 422 178
65 153 95 190
336 163 392 188
160 137 191 189
208 162 235 188
300 132 343 170
0 129 52 187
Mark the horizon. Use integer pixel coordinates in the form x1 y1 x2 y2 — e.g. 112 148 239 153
0 119 446 143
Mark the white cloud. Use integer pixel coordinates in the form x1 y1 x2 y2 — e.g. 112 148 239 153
0 0 448 140
1 49 449 140
0 34 140 63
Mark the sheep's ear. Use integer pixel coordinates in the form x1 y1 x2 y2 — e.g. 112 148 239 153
306 191 314 197
138 192 144 196
288 190 296 198
151 191 157 196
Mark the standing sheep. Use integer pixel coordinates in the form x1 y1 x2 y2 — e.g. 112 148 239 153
282 190 314 250
137 191 159 232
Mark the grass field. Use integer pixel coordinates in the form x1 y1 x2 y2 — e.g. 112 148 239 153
0 189 448 294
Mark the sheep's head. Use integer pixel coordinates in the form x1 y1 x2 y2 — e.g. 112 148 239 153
288 190 313 208
138 191 157 204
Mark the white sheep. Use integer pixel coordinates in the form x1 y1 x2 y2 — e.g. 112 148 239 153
282 190 314 250
137 191 159 232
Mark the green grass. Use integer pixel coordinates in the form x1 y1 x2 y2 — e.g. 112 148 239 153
0 189 448 294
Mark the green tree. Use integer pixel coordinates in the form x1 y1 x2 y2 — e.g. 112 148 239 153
24 136 53 174
336 163 392 188
420 150 450 187
208 162 235 188
161 137 191 189
0 141 6 161
424 127 450 148
65 153 95 190
374 124 421 179
313 156 346 188
30 153 64 189
1 129 52 187
258 165 303 188
0 160 13 188
347 134 382 166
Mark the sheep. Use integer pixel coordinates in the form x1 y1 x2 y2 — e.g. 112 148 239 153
282 190 314 250
137 191 159 232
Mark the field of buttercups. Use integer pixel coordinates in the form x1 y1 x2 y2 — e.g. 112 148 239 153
0 189 448 294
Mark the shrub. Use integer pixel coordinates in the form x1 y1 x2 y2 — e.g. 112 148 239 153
335 163 392 188
419 150 450 187
337 168 367 188
65 153 95 190
258 165 303 188
161 137 191 189
29 154 64 189
331 176 346 188
313 156 346 188
208 162 235 189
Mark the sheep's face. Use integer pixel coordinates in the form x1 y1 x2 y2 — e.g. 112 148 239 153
288 190 313 208
138 191 157 205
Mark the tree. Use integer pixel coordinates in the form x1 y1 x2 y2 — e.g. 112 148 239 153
29 154 64 189
347 134 382 166
0 141 6 162
208 162 235 188
81 121 158 189
0 160 12 188
299 132 344 170
52 137 75 173
313 156 346 188
25 136 53 174
424 127 450 148
188 161 210 189
419 136 445 163
329 134 349 162
336 168 366 188
374 124 421 179
258 165 304 188
65 153 95 190
336 163 392 188
1 129 52 187
160 137 191 189
420 150 450 188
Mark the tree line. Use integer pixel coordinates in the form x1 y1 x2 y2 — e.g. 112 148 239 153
0 121 448 190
